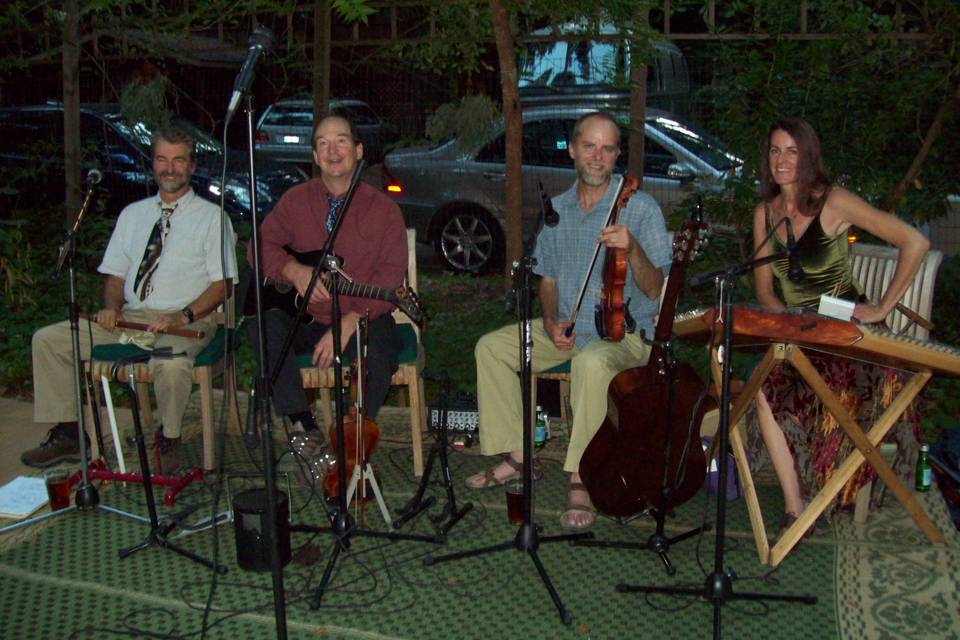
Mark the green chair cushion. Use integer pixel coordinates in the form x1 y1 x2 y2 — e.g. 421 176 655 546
296 322 419 370
542 360 571 375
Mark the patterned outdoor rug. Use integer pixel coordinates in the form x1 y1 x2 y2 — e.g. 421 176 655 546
1 401 958 639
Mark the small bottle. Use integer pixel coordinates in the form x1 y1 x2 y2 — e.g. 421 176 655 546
534 405 546 449
915 443 932 492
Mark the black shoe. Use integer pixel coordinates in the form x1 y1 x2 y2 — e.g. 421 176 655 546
155 432 181 475
21 422 83 468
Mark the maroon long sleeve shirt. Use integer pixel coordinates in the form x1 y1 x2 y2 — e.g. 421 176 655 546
251 178 407 324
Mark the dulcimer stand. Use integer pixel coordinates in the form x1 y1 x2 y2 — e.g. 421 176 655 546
574 330 707 576
392 372 473 537
423 257 593 625
618 251 815 639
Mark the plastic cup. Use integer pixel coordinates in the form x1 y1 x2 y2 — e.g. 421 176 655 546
44 469 72 511
504 479 524 525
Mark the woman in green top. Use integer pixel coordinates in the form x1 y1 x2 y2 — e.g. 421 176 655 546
748 117 929 539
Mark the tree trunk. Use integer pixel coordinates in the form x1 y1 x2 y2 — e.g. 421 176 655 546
627 7 649 184
312 0 332 178
489 0 522 289
62 0 81 221
883 81 960 214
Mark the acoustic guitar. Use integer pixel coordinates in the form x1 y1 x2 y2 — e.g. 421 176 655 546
242 246 425 327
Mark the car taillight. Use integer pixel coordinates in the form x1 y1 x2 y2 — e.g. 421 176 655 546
381 164 403 195
255 132 268 144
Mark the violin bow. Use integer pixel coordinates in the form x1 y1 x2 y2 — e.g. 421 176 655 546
564 176 627 338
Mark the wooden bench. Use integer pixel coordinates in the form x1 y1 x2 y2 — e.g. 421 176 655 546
848 242 943 522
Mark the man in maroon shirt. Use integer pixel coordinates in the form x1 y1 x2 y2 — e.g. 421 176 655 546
248 115 407 473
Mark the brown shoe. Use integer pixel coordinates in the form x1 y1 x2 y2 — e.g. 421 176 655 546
464 454 543 490
155 432 181 475
21 423 83 468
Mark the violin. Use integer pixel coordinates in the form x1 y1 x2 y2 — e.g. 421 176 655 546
579 206 712 517
324 316 380 503
564 175 640 341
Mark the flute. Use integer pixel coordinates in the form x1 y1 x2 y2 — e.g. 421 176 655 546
81 315 205 340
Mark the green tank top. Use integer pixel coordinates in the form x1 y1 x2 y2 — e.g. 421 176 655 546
766 205 863 308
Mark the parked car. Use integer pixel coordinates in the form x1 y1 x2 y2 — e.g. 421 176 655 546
382 105 741 273
0 103 306 220
254 98 398 167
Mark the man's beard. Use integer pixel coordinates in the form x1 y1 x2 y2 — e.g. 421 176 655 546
157 174 188 193
576 164 611 187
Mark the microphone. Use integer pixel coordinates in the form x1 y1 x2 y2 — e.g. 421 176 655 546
243 386 260 449
537 180 559 227
86 169 102 185
225 26 275 122
785 218 805 282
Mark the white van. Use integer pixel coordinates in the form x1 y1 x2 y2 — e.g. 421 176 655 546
518 22 689 112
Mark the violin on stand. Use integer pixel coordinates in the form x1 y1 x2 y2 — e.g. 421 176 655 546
323 316 392 526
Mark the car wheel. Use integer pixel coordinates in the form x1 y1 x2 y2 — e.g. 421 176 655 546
434 208 501 273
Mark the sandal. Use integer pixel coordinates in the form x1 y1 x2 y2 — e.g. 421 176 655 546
464 454 542 490
773 512 817 546
560 482 596 530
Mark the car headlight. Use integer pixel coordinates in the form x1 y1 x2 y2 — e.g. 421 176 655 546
208 178 251 209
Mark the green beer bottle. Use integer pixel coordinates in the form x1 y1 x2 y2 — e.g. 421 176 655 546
915 443 932 492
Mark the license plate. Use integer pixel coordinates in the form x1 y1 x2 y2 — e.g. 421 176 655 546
282 135 300 144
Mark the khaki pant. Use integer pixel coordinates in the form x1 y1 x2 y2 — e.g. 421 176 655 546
32 308 216 438
475 319 650 472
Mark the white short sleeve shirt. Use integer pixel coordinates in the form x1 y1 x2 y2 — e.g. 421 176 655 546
98 188 239 311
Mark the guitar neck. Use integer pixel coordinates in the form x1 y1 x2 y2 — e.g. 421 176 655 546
324 275 395 306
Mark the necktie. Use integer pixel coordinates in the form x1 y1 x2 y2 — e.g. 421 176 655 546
326 193 346 232
134 204 175 301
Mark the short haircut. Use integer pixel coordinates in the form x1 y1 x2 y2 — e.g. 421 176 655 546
151 126 197 161
759 117 832 215
312 113 359 148
572 111 621 146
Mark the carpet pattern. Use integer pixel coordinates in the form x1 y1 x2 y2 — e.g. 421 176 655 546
1 405 958 639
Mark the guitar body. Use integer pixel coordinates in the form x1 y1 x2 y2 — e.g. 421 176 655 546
579 363 713 517
579 203 711 518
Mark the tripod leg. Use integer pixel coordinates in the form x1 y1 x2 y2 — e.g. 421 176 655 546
528 549 572 625
310 540 343 610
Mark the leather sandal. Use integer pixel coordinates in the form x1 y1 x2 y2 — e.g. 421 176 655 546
560 482 596 530
773 512 817 546
465 453 542 489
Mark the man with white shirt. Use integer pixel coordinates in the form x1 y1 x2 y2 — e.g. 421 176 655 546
23 126 239 473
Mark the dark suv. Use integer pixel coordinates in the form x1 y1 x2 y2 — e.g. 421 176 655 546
0 103 306 219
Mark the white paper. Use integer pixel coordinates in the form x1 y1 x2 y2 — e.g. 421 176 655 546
0 476 49 519
817 294 856 321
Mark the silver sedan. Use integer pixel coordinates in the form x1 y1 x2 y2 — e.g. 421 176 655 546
382 105 741 273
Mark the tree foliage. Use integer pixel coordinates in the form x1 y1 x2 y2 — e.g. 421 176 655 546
696 0 960 236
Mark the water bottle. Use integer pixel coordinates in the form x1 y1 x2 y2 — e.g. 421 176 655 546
534 405 546 449
915 443 932 492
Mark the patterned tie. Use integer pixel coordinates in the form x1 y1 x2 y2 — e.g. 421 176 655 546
326 193 346 232
133 203 176 301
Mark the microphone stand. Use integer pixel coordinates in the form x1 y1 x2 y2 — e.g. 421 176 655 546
617 232 816 639
242 94 289 640
268 161 439 611
424 257 593 625
0 178 144 535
